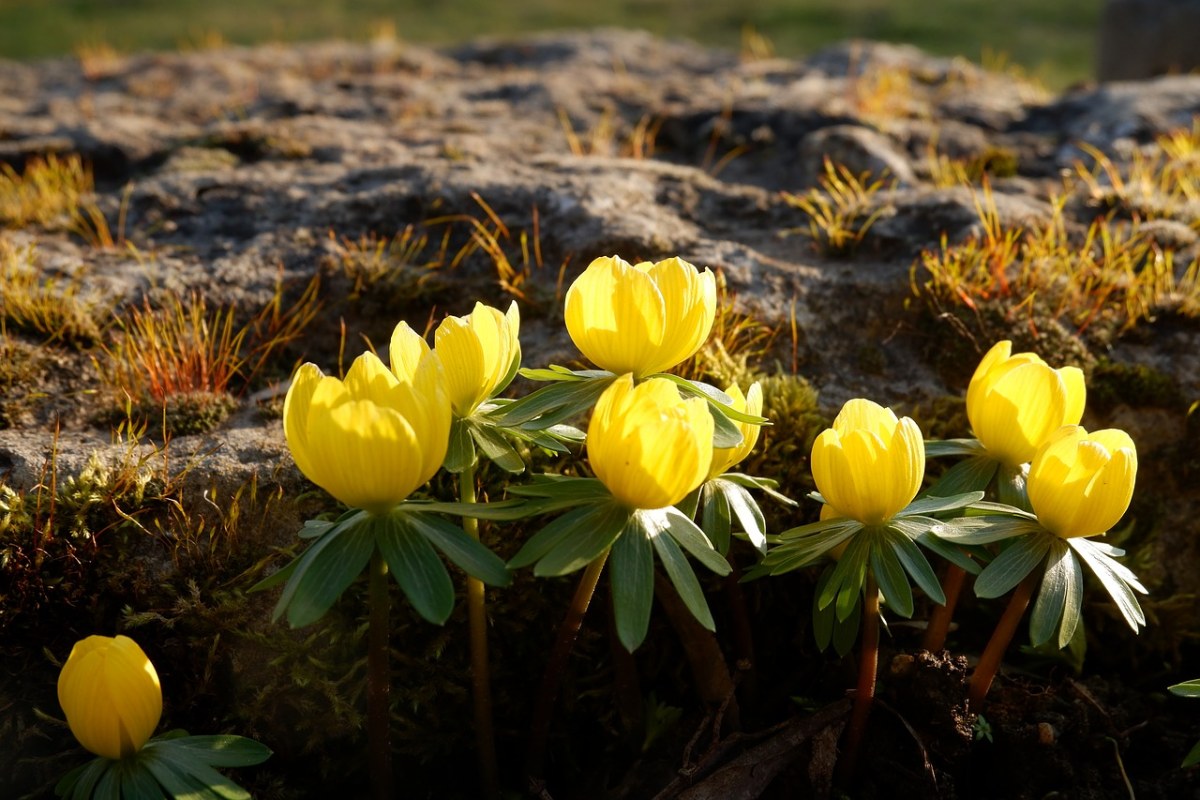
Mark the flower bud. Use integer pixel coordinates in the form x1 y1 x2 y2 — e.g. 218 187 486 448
58 635 162 760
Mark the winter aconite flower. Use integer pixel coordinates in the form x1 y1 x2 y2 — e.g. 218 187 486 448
434 301 521 417
1027 425 1137 539
588 374 713 509
564 255 716 377
284 322 451 514
707 382 763 478
811 399 924 525
966 340 1086 468
58 635 162 760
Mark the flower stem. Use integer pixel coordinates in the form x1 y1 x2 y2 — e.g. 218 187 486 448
367 548 393 800
968 570 1039 709
525 550 610 785
837 575 880 783
922 563 968 652
461 462 500 800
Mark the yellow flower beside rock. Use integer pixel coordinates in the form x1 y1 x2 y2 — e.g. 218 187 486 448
1027 425 1137 538
966 340 1086 467
810 398 924 526
58 635 162 761
283 322 451 514
564 255 716 377
588 374 713 509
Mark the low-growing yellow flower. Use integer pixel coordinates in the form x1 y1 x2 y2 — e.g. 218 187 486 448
284 322 451 514
708 382 763 478
588 374 713 509
434 301 521 416
811 399 924 525
564 255 716 377
58 635 162 760
1027 425 1137 538
966 340 1086 467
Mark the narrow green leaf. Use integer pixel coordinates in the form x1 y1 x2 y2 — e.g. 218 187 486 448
533 502 631 577
924 438 986 458
119 763 166 800
408 512 510 587
823 533 870 622
507 501 613 569
94 766 121 800
650 524 715 631
870 535 913 618
709 403 745 449
282 523 376 628
1069 538 1147 631
899 491 986 517
1169 680 1200 698
927 456 999 498
443 416 477 474
469 422 526 473
778 516 861 541
148 745 251 800
1029 539 1070 647
55 759 95 799
996 464 1029 509
676 485 701 521
916 531 982 574
658 375 735 407
700 482 732 555
610 526 655 651
496 375 613 428
974 534 1052 599
1182 739 1200 768
812 566 835 652
833 594 862 656
377 522 455 625
141 752 223 800
160 735 272 768
761 521 861 575
931 515 1044 545
721 472 797 506
407 498 537 521
885 528 946 605
721 481 767 551
659 508 731 576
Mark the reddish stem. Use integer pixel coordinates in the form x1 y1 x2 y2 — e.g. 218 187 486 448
837 576 880 783
923 563 968 652
968 570 1039 709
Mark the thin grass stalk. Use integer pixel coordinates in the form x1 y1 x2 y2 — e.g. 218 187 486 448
461 461 499 800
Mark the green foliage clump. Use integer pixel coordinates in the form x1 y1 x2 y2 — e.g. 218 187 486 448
1089 358 1183 413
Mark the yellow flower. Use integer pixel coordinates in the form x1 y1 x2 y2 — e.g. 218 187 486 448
810 399 924 525
966 340 1086 468
588 374 713 509
434 301 521 417
1027 425 1137 538
57 635 162 760
707 382 763 478
564 255 716 377
284 322 451 514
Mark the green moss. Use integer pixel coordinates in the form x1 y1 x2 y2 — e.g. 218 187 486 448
965 146 1019 181
908 394 970 442
0 338 42 428
1089 358 1183 413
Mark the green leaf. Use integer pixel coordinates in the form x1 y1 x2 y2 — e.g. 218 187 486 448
94 766 120 800
469 422 526 474
118 762 166 800
407 512 510 587
720 480 767 552
443 416 477 474
899 491 986 517
762 521 861 575
147 743 251 800
610 525 655 651
974 534 1052 599
1169 680 1200 698
885 527 946 605
721 472 797 506
494 374 614 428
777 516 861 541
700 482 732 555
927 456 999 499
656 374 768 425
57 757 106 799
1029 540 1083 649
279 521 377 628
507 501 617 570
812 566 835 652
141 750 223 800
659 508 731 576
377 521 455 624
504 477 612 513
158 735 272 768
1068 538 1147 631
708 404 745 449
818 532 869 621
996 464 1029 509
1182 739 1200 768
870 534 913 618
534 503 630 577
676 485 701 521
650 522 716 631
916 531 982 574
406 498 538 521
924 438 986 458
931 515 1044 545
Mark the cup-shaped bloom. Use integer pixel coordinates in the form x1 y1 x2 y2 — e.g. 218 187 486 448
434 301 521 417
564 255 717 377
811 399 924 525
1027 425 1137 538
58 635 162 760
966 340 1086 468
588 374 713 509
707 382 764 478
284 322 451 514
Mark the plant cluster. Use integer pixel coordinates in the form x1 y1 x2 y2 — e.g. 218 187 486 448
782 157 894 256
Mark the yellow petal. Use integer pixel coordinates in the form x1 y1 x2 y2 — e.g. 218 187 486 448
389 320 431 383
973 361 1067 466
708 382 764 477
644 257 717 375
1028 426 1137 538
1059 366 1086 426
58 635 161 760
343 350 399 406
565 255 666 376
283 363 326 484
